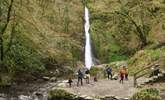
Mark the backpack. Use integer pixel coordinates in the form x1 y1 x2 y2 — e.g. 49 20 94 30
78 70 83 78
106 67 112 73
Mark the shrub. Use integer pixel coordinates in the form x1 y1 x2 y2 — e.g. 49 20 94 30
90 67 103 76
130 88 161 100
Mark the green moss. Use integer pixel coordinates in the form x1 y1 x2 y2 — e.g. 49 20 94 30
0 75 11 87
48 89 75 100
48 89 86 100
108 53 129 63
130 88 161 100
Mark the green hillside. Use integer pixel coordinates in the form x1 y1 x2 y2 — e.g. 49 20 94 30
88 0 165 63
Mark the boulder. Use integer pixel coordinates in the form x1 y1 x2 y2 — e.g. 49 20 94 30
19 95 32 100
50 77 57 82
57 83 66 87
112 73 118 80
42 77 50 81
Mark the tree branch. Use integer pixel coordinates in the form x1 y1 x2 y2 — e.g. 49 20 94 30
1 0 14 35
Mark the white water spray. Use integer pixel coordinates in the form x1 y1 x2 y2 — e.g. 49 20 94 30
84 7 93 69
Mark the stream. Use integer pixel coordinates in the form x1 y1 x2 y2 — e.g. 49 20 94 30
0 81 61 100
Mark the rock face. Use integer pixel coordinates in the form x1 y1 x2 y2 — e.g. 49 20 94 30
50 77 57 82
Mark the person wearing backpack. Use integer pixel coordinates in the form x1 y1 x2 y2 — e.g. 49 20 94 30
77 69 83 86
106 65 113 80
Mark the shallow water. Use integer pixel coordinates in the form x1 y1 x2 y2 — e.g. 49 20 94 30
0 82 58 100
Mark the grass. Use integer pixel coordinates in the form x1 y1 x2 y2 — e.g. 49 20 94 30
130 88 161 100
128 47 165 75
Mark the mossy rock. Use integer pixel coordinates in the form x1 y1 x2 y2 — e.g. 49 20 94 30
0 76 12 88
48 89 88 100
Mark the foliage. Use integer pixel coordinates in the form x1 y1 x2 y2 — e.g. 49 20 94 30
48 89 75 100
90 67 103 76
0 25 46 79
0 0 84 81
0 75 11 87
108 53 129 63
128 47 165 75
88 0 165 64
48 89 88 100
130 88 161 100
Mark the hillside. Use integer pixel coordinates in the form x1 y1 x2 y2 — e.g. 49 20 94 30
0 0 84 82
87 0 165 63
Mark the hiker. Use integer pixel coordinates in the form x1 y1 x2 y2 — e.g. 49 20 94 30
119 67 125 84
106 65 113 80
123 66 128 80
85 69 90 84
77 69 83 86
68 77 73 88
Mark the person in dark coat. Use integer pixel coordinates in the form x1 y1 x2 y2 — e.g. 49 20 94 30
68 77 73 88
77 69 83 86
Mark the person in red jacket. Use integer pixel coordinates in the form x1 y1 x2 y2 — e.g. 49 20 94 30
119 67 125 84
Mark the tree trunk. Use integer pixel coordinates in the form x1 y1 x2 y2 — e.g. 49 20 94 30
0 38 4 61
0 0 14 62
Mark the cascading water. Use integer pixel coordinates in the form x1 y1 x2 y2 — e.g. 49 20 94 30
84 6 93 70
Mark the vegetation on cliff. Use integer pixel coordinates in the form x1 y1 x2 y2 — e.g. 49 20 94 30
87 0 165 63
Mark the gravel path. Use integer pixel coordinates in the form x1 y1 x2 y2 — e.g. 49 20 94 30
62 77 139 98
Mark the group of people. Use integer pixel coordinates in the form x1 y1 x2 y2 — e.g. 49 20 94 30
105 65 128 83
68 65 129 87
68 68 91 87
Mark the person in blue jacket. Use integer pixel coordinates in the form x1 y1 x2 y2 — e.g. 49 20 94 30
106 65 113 80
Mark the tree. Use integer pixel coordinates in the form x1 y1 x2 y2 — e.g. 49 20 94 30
0 0 14 62
113 0 152 48
63 3 69 33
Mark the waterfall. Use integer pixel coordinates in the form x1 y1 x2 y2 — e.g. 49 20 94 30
84 6 93 69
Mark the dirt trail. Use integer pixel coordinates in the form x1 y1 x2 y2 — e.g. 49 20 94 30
62 77 141 98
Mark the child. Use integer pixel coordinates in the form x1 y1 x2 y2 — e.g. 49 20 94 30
94 73 99 82
68 77 73 88
94 76 98 82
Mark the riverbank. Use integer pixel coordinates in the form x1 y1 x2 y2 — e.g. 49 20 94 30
0 79 58 100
